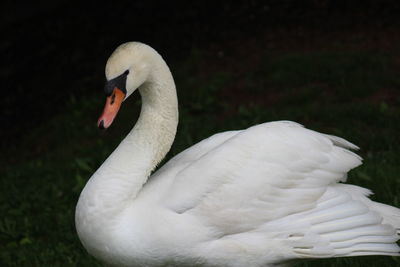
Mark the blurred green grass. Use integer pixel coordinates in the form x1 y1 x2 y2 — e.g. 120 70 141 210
1 49 399 266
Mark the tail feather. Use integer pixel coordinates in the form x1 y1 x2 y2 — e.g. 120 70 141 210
337 183 400 233
321 224 397 242
335 243 400 256
282 185 400 259
329 235 399 249
369 202 400 233
323 134 360 151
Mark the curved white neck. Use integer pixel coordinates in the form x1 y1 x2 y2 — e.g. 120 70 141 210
76 55 178 227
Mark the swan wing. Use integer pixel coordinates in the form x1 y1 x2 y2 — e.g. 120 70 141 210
161 121 362 232
142 129 242 199
149 121 399 262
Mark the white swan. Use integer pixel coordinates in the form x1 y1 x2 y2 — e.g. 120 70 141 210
75 42 400 267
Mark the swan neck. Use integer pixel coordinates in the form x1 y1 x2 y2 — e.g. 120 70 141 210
76 54 178 227
132 67 179 170
75 46 178 259
107 56 178 197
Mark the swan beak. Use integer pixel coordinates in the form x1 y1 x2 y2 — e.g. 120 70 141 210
97 87 126 129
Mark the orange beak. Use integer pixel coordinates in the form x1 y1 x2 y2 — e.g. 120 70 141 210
97 87 126 129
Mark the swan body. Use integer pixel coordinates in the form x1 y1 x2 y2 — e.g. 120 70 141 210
75 42 400 267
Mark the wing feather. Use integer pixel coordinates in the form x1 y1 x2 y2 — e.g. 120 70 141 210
160 121 362 235
151 121 399 262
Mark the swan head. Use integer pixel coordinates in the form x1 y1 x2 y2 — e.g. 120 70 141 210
98 42 155 129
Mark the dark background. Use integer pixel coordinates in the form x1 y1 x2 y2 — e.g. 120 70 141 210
2 0 400 148
1 1 400 266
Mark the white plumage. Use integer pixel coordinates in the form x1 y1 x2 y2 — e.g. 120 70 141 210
75 42 400 267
